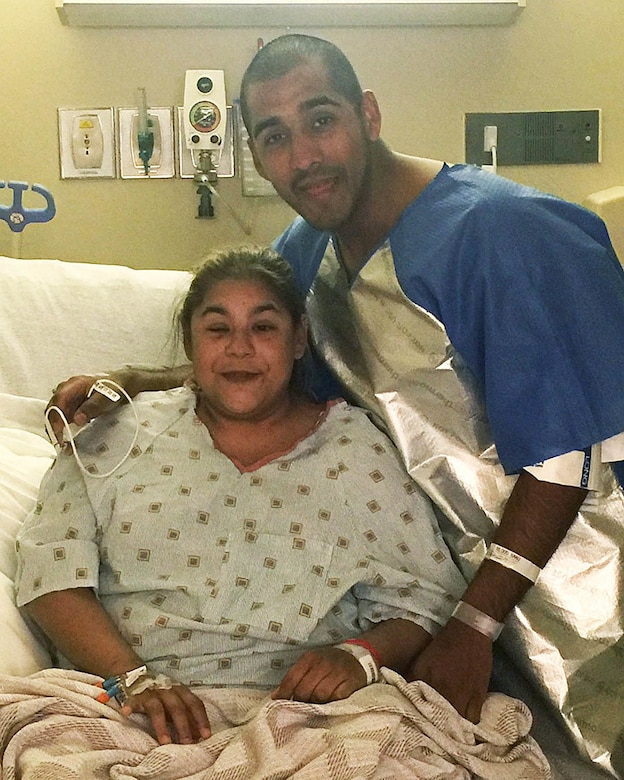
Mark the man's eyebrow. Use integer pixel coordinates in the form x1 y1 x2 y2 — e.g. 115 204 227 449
252 116 280 140
302 95 341 112
252 95 342 140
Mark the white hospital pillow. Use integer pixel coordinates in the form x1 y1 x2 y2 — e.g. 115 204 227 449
0 425 55 674
0 256 191 400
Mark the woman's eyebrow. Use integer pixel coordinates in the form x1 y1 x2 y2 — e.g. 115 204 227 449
198 304 227 317
198 302 280 317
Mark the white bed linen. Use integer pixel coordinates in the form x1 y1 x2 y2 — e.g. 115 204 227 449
0 418 54 674
0 668 550 779
0 255 190 400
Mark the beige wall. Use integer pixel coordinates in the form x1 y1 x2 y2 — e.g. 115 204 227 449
1 0 623 270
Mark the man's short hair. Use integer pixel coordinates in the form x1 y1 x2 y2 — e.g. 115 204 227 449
240 34 364 134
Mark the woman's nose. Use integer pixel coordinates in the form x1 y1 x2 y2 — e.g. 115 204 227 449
224 330 253 355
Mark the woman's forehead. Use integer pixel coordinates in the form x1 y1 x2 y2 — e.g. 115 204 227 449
196 278 285 312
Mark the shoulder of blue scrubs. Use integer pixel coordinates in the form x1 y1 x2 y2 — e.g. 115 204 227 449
389 163 624 474
273 219 343 404
273 217 330 296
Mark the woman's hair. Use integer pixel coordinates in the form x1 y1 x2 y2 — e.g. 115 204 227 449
240 34 364 134
178 245 305 346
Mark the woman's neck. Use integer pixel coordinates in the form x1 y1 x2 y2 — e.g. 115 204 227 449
196 392 327 469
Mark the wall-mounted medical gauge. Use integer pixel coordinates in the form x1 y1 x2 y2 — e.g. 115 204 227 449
189 101 221 134
183 70 227 152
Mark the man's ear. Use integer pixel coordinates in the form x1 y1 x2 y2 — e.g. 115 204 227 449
360 90 382 142
248 139 270 181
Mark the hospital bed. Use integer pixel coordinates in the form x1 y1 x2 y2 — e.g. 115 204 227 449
0 253 616 778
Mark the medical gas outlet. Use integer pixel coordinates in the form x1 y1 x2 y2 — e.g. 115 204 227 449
117 106 175 179
58 108 115 179
183 70 227 219
183 70 227 158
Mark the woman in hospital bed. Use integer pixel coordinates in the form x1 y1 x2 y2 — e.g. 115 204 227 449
8 247 548 777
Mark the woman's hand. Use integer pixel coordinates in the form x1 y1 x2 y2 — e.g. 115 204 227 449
47 372 126 444
272 647 367 704
24 590 209 743
123 683 211 745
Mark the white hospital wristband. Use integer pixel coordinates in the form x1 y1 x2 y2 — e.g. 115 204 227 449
485 543 541 583
335 642 380 684
451 601 503 641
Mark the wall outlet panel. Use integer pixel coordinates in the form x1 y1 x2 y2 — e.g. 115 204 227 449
118 107 175 179
465 110 600 166
58 107 116 178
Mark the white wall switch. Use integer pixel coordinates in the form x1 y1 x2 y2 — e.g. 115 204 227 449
58 108 115 179
117 107 174 179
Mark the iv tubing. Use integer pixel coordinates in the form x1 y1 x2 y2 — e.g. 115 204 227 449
208 184 252 236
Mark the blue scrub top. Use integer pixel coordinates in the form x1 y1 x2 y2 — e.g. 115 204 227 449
275 164 624 480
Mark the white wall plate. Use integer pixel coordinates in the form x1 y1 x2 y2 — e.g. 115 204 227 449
117 106 175 179
58 107 116 179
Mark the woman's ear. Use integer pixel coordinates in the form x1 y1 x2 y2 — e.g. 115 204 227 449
183 331 193 361
294 316 308 360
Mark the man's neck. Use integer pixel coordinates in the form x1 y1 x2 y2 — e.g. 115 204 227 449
335 151 444 278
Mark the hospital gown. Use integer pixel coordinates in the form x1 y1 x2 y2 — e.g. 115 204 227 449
15 388 465 688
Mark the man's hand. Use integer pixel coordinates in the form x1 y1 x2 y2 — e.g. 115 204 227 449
123 684 211 745
272 646 367 704
407 618 492 723
46 365 193 445
407 473 587 724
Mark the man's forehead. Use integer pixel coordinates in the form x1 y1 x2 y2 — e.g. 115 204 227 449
246 63 342 120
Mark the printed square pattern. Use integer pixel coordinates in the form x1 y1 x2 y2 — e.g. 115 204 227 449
16 391 464 689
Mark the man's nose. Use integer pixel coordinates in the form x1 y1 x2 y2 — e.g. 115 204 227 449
290 132 322 172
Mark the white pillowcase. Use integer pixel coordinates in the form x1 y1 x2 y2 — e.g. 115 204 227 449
0 256 191 400
0 394 48 437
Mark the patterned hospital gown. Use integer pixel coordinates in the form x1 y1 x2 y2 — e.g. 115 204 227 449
16 388 465 688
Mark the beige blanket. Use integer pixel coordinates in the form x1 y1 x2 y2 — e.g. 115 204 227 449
0 668 550 779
